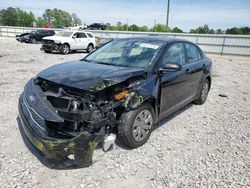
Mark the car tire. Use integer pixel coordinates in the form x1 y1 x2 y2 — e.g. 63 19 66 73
61 44 70 54
44 50 51 53
30 38 37 44
118 103 154 149
193 79 210 105
87 44 94 53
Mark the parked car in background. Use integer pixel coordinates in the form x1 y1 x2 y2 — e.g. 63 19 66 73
68 24 87 30
41 31 96 54
88 23 106 30
16 30 55 43
18 37 212 168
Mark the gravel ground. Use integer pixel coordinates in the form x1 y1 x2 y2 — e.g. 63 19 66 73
0 37 249 188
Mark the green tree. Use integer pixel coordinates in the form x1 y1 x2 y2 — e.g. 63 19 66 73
129 24 139 31
241 27 250 35
72 13 82 25
0 7 18 26
226 27 250 35
172 27 183 33
16 8 35 27
36 17 46 27
42 9 53 23
152 24 171 32
139 25 149 32
42 8 73 27
216 29 224 34
189 24 213 34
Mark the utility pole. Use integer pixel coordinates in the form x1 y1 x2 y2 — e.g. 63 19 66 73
154 19 157 32
126 19 128 31
166 0 170 28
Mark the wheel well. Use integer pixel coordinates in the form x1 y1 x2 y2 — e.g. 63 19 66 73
143 98 156 116
88 43 94 48
63 43 70 48
114 98 156 122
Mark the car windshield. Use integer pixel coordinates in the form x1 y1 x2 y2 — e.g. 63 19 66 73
55 31 73 37
85 39 164 69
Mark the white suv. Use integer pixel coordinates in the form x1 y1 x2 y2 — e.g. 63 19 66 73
41 31 96 54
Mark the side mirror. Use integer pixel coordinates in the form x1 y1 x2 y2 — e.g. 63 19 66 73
159 63 182 72
72 35 77 39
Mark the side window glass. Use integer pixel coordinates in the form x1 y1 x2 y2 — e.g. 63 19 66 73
162 43 185 66
87 33 93 38
185 43 201 62
78 33 87 38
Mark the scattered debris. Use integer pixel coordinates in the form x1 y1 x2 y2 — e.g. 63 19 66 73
219 94 228 98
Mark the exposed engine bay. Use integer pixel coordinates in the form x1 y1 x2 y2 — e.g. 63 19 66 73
34 75 144 146
37 77 119 135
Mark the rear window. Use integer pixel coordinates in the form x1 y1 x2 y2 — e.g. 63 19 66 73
185 43 201 62
87 33 93 38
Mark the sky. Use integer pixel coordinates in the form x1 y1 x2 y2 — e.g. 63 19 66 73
0 0 250 31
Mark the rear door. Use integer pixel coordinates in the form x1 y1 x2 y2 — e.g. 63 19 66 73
78 33 89 49
183 42 205 99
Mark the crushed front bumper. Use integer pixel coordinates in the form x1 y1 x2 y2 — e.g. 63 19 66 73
16 37 28 43
41 43 62 52
18 94 104 169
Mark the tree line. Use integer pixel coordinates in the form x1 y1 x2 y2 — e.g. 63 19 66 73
0 7 82 28
0 7 249 35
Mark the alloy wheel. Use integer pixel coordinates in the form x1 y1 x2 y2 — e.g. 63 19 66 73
201 82 209 102
132 109 153 142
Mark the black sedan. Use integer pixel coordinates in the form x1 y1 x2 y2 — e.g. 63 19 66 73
17 37 212 168
16 30 55 43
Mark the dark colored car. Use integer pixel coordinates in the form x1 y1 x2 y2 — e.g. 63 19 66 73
16 30 55 43
17 37 212 168
88 23 106 30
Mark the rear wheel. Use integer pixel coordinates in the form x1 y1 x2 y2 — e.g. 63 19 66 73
87 44 94 53
61 44 70 54
193 79 210 105
118 104 154 148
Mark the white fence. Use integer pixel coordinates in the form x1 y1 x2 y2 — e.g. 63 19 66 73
1 25 250 56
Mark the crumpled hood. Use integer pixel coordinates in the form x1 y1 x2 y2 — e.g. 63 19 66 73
43 36 67 41
37 60 145 92
17 33 30 37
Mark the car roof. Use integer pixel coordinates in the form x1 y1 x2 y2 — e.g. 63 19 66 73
116 36 188 44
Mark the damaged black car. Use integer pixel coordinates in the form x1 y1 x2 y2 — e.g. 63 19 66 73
18 37 212 168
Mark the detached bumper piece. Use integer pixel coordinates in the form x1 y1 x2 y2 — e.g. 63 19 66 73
18 94 104 169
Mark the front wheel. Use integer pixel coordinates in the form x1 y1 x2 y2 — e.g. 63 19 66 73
44 49 51 53
118 104 154 148
61 44 70 54
30 38 37 44
193 79 210 105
